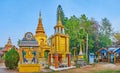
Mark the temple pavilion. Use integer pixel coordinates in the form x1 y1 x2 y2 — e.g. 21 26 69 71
18 32 40 72
48 10 71 69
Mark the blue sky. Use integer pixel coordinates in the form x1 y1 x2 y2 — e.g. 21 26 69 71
0 0 120 47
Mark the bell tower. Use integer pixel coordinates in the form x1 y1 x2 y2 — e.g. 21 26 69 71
49 6 71 68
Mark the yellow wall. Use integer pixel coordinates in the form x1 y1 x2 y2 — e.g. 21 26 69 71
35 34 50 58
19 64 40 72
35 35 47 46
50 34 69 55
19 47 34 58
59 36 65 52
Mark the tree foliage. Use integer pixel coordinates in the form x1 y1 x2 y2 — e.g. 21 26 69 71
98 18 112 48
57 5 113 54
5 47 20 69
114 32 120 45
57 5 66 25
64 16 113 54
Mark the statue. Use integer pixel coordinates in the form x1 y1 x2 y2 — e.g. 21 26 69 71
31 50 36 63
22 50 28 63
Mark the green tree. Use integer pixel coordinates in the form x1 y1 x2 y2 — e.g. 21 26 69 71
100 18 112 36
79 15 92 47
57 5 67 25
98 18 112 48
62 12 113 55
89 18 100 53
64 14 90 54
64 15 80 54
5 47 19 69
113 32 120 45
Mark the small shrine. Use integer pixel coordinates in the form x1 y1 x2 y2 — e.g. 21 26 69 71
48 9 71 69
18 32 40 72
77 44 85 66
96 48 111 62
113 48 120 63
35 12 50 58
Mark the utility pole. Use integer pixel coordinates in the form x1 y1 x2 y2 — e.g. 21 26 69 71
86 33 88 61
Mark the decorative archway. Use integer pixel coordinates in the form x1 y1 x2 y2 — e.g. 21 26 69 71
44 50 50 58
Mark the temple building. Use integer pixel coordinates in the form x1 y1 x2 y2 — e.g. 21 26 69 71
4 37 13 51
96 48 111 62
18 32 40 72
0 37 17 56
35 12 50 58
0 37 17 60
48 10 71 68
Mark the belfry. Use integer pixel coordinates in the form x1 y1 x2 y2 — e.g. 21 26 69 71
48 10 71 68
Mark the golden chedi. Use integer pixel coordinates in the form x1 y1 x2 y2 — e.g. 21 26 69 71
35 12 50 58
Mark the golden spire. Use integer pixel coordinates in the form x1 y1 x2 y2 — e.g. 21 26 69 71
54 9 64 28
7 37 12 45
39 11 42 20
36 11 45 34
58 10 61 23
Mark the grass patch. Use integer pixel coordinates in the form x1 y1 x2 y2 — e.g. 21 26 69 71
92 70 120 73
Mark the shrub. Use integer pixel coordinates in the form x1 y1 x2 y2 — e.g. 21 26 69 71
5 47 20 69
83 54 88 63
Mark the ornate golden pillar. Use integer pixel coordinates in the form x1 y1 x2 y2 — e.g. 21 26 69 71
108 53 110 62
36 47 39 63
56 36 58 52
20 47 23 64
39 48 44 58
114 53 116 63
58 36 60 52
98 53 99 62
66 37 69 52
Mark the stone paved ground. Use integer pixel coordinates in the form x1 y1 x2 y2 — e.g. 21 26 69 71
57 63 120 73
0 62 18 73
0 68 18 73
0 62 120 73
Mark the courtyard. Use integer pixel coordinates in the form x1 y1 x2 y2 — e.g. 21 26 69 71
0 62 120 73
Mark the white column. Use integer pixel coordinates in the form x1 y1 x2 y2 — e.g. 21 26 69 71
56 28 58 33
59 27 61 33
62 28 64 34
54 28 56 34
